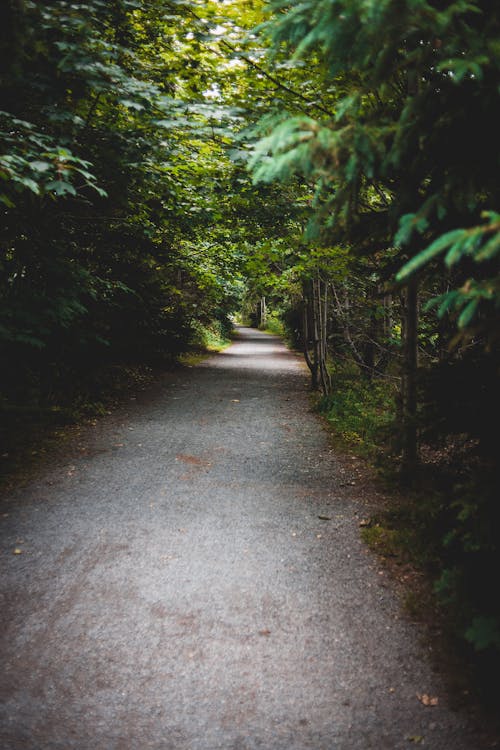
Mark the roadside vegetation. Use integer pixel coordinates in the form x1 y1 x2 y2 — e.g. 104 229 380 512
1 0 499 707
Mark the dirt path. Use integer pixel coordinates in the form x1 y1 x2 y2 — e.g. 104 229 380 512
0 327 480 749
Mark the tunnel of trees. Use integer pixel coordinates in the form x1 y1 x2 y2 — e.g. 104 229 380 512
1 0 499 691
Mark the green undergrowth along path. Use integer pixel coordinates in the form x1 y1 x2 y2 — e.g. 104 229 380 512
319 363 397 460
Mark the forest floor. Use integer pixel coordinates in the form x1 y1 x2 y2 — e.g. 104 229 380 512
0 327 491 749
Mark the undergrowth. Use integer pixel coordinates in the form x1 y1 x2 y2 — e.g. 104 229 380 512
319 362 397 458
260 312 286 337
178 322 232 365
0 363 157 486
319 359 500 714
196 321 233 352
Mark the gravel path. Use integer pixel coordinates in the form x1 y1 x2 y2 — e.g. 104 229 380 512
0 327 481 749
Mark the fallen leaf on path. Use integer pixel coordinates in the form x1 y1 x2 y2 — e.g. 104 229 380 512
230 399 240 403
318 515 331 521
407 735 424 744
13 548 23 555
258 629 271 636
176 454 211 467
417 693 439 706
359 518 371 527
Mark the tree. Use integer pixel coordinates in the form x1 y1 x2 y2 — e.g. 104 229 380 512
249 0 500 458
247 0 500 657
0 0 259 401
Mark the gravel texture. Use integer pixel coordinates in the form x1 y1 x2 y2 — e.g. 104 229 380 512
0 327 481 749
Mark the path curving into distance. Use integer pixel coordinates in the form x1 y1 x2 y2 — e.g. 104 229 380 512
0 327 480 749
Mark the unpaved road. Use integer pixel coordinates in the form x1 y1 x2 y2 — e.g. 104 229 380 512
0 328 481 749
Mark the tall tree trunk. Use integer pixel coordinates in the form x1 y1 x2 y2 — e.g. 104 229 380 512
362 303 377 380
318 276 331 395
259 296 267 329
330 281 365 370
384 293 393 339
401 278 419 478
311 274 331 396
311 277 321 387
302 281 319 389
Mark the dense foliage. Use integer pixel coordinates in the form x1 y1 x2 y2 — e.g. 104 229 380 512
245 0 500 670
0 0 273 407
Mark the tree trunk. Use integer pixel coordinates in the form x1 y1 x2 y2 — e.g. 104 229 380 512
259 296 267 329
311 277 321 387
401 278 419 478
302 282 319 389
362 304 377 380
312 275 331 396
318 276 331 395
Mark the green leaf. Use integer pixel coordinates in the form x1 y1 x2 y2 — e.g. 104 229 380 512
444 232 481 267
119 99 145 111
29 160 52 173
457 298 480 329
46 180 77 196
90 185 108 198
394 213 429 248
476 233 500 262
17 177 41 194
396 230 464 281
0 193 15 208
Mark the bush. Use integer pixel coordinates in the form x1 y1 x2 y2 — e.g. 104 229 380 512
319 362 397 457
